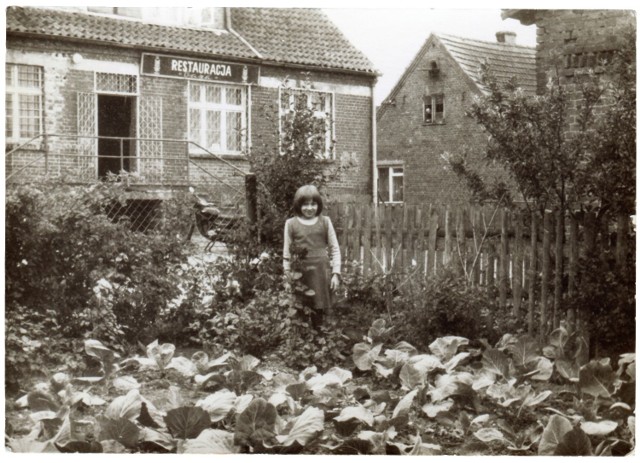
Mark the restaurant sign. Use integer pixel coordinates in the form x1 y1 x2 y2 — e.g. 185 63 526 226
141 53 259 84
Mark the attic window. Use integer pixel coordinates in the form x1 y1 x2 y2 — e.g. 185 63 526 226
423 94 444 124
428 61 440 78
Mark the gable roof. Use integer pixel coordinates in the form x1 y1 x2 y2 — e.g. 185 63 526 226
437 33 536 94
6 6 377 76
378 32 536 118
6 6 257 60
230 8 377 74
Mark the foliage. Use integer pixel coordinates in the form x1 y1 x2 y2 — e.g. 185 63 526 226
341 266 524 350
4 179 190 384
246 78 349 249
6 326 635 455
445 27 635 218
564 253 635 358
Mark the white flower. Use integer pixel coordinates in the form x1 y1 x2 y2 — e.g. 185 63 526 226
97 278 112 290
259 251 270 260
250 258 260 266
411 259 417 267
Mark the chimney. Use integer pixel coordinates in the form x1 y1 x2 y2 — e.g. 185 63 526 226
496 31 517 45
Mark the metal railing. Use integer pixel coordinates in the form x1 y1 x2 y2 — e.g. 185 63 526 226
6 133 252 234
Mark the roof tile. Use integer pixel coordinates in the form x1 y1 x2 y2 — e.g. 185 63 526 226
6 6 377 75
437 33 537 95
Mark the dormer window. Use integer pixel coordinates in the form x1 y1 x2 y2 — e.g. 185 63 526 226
86 7 226 30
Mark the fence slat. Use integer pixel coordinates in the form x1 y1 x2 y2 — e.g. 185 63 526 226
471 208 481 285
428 206 439 275
553 209 564 330
499 208 509 309
528 212 538 336
444 207 453 267
415 205 426 274
616 213 629 270
456 207 466 275
400 205 408 269
374 204 382 272
353 205 362 264
362 203 372 277
540 210 552 340
513 212 523 318
567 215 578 334
385 204 393 271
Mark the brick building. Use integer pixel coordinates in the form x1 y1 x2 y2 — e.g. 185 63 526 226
376 32 536 205
503 9 636 132
5 7 377 204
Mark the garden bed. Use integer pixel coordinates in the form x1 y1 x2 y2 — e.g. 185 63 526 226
5 326 635 455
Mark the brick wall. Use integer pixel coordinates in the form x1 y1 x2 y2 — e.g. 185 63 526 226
6 37 374 204
532 10 635 132
377 37 506 206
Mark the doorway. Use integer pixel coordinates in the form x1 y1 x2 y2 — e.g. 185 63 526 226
97 94 136 178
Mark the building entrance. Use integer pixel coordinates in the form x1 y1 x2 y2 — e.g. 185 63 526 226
97 94 136 177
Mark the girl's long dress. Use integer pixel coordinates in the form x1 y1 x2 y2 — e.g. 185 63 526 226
287 217 332 310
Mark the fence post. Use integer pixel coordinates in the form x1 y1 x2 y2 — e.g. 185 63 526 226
616 212 629 270
553 208 564 330
353 205 362 266
540 209 553 341
567 214 578 334
426 206 437 275
456 208 467 276
499 208 509 309
528 212 538 336
374 204 383 272
362 203 372 277
444 206 453 267
513 212 523 318
245 173 257 226
415 205 425 275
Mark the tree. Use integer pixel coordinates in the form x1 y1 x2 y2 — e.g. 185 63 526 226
445 28 635 355
447 28 635 221
245 80 347 250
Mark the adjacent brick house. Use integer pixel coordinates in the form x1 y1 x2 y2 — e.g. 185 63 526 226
376 32 536 205
503 9 636 132
5 7 378 204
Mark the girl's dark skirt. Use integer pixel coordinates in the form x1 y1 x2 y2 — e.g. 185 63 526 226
295 255 332 328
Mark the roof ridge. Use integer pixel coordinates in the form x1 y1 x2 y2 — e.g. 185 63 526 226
435 31 535 50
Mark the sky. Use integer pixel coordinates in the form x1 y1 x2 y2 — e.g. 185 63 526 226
323 8 538 104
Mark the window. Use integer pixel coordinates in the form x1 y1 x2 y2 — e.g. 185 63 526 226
378 166 404 203
423 94 444 124
5 64 43 143
101 7 226 29
279 87 334 159
188 82 246 155
95 72 138 94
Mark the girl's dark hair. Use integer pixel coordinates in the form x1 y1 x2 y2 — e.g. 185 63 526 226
292 185 323 216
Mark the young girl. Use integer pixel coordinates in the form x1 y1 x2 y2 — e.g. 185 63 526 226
283 185 341 329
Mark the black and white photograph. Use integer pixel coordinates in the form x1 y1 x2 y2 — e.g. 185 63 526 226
3 1 636 457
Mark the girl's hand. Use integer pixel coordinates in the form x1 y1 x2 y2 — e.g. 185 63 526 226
330 274 340 292
283 272 292 291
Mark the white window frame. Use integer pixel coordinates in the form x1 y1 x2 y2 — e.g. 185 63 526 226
188 81 247 155
5 64 43 144
378 165 404 203
278 87 335 160
423 93 445 124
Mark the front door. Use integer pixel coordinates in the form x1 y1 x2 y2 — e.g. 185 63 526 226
97 94 135 178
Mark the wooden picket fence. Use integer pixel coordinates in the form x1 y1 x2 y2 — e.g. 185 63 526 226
325 202 633 338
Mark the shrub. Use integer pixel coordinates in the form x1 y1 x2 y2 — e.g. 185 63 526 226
5 180 189 362
566 252 635 358
340 265 524 351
